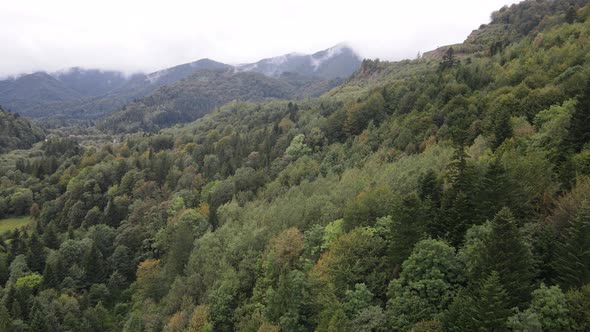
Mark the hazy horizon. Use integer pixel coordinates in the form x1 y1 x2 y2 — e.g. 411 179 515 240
1 0 521 77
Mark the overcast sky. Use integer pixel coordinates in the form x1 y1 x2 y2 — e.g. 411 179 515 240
0 0 522 77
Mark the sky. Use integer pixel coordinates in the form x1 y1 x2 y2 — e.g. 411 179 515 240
0 0 522 77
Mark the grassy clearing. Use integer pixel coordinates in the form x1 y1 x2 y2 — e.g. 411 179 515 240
0 216 31 234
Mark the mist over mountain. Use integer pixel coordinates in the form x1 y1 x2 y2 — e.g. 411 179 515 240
0 44 361 119
236 44 362 79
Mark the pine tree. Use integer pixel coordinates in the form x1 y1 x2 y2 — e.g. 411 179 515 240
480 158 511 221
552 203 590 290
442 290 477 332
42 223 60 250
473 271 512 331
566 6 578 24
439 47 459 71
29 299 48 331
567 77 590 153
83 242 106 285
437 148 480 245
26 231 46 273
481 208 535 308
43 262 59 289
0 303 12 332
492 108 513 149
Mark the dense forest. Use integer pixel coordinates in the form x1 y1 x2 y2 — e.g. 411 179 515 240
97 70 343 134
1 0 590 331
0 108 44 154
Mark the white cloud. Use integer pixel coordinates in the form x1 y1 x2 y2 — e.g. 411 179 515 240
0 0 521 77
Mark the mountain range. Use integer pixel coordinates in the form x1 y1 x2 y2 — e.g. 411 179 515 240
0 44 362 120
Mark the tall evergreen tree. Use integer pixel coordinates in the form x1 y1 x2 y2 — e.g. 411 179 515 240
552 202 590 290
41 223 60 250
480 158 511 221
492 108 513 150
567 77 590 153
473 271 512 331
83 242 106 285
0 303 12 332
437 148 480 245
29 299 48 332
481 208 535 308
26 231 46 273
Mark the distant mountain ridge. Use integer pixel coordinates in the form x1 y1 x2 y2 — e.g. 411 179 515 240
0 44 362 119
236 44 362 79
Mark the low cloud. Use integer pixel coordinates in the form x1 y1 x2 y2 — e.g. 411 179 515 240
0 0 521 77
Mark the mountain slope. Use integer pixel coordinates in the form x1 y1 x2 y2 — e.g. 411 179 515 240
97 70 307 133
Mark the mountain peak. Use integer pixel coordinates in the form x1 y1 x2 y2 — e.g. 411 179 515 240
236 43 362 79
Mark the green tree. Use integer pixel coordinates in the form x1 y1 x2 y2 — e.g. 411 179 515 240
83 242 106 285
566 6 578 24
568 78 590 153
480 208 535 308
566 284 590 331
26 231 46 273
473 271 512 331
387 239 463 330
552 202 590 290
343 283 374 319
0 303 12 332
439 47 458 71
509 284 573 331
492 108 513 149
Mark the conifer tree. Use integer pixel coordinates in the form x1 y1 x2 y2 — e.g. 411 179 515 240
480 158 511 221
566 6 578 24
492 108 513 149
0 303 12 332
26 231 46 273
29 299 48 332
42 223 60 250
552 203 590 290
481 208 535 308
473 271 512 331
568 78 590 153
84 242 106 285
437 148 480 245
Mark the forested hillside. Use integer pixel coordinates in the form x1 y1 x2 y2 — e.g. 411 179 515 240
0 107 44 154
97 70 343 133
1 0 590 331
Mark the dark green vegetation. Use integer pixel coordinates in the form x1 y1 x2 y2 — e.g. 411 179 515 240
97 70 343 133
1 0 590 331
0 107 44 154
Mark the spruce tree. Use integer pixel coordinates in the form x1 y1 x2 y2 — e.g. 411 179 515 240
0 303 12 332
473 271 512 331
566 6 577 24
442 290 477 332
29 299 48 332
41 223 60 250
83 242 106 285
481 208 535 308
552 203 590 290
568 77 590 153
438 148 480 245
492 108 513 150
480 158 511 221
26 231 46 273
